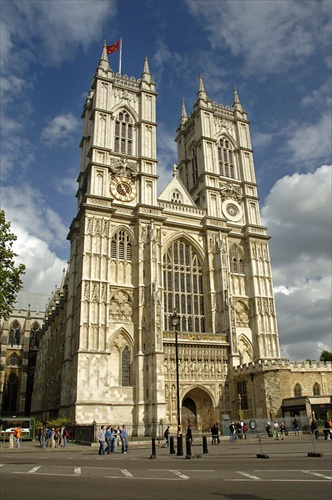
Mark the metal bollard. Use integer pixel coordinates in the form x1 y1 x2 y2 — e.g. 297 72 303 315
150 437 156 459
202 435 208 454
177 434 183 456
186 438 192 459
169 435 175 454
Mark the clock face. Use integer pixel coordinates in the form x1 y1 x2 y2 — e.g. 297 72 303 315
226 203 238 217
110 176 137 201
222 200 242 221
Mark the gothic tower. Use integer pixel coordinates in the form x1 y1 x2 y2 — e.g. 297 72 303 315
176 77 280 366
60 44 165 432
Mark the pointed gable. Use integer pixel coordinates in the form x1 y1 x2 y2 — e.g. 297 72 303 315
158 172 196 206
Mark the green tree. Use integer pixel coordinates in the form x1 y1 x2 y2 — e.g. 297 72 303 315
319 350 332 362
0 210 26 319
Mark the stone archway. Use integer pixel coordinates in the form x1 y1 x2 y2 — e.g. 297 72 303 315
181 387 214 432
182 397 196 427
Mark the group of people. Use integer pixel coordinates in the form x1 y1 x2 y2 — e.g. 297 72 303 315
162 425 193 447
211 422 221 444
311 417 332 439
97 424 128 455
37 425 69 448
228 420 248 442
265 420 287 440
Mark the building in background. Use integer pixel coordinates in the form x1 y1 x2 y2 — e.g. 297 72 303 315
0 302 44 416
3 45 330 432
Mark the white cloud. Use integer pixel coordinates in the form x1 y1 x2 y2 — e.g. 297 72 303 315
0 1 117 178
54 174 77 196
2 184 68 250
186 0 331 75
262 165 332 360
1 1 117 68
286 111 332 166
12 225 67 295
251 130 274 150
41 113 80 146
2 184 69 296
151 39 185 87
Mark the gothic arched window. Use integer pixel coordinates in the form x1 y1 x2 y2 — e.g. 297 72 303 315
313 383 321 396
294 383 302 397
163 239 205 333
218 138 236 179
9 321 21 346
230 245 244 274
114 111 133 155
30 322 41 349
111 230 132 262
122 346 131 386
171 190 182 204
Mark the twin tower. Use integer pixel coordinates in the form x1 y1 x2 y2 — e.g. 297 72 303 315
31 44 280 433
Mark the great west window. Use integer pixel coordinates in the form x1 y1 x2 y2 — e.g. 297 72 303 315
164 239 205 333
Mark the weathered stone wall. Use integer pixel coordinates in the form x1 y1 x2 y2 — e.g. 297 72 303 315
232 359 332 420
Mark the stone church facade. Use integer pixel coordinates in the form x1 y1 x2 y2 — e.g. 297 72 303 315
20 45 330 433
0 306 44 417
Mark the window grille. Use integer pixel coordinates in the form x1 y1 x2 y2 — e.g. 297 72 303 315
164 239 205 332
114 111 133 155
111 230 132 262
218 138 236 178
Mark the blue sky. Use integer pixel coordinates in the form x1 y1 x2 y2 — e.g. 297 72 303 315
1 0 331 361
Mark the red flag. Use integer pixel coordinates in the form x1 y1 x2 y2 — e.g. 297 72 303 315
107 40 120 54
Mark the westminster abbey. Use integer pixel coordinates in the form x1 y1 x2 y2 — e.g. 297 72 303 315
1 44 330 433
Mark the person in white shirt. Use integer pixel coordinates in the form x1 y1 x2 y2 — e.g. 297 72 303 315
97 426 106 455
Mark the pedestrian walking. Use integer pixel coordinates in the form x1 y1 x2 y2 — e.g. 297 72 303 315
292 417 300 436
121 425 128 453
186 424 193 445
97 425 106 455
163 426 170 447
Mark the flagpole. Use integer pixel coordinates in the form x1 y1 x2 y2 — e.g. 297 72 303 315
119 36 122 75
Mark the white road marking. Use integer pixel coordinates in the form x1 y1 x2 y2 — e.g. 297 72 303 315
170 470 189 480
226 479 330 482
237 471 261 480
28 466 41 474
255 469 332 471
120 468 133 478
302 471 332 480
105 476 182 480
149 469 214 472
74 467 81 476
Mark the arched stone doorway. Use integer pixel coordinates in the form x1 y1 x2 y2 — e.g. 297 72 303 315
182 397 196 427
181 387 214 432
2 372 19 413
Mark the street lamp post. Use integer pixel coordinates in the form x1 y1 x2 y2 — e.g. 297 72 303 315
171 310 183 456
238 393 243 421
171 310 181 428
269 394 273 419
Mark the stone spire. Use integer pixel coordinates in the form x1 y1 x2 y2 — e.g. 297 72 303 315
179 98 188 126
98 40 112 73
233 84 243 111
197 73 207 100
141 55 152 84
